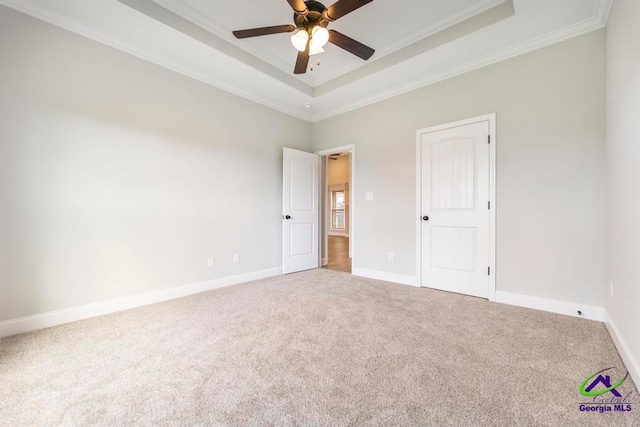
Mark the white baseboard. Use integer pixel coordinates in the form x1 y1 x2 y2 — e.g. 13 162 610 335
321 258 328 266
346 271 605 322
495 291 604 321
604 310 640 390
352 268 419 288
0 267 282 339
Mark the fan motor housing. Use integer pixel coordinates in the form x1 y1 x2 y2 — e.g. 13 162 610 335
294 1 326 28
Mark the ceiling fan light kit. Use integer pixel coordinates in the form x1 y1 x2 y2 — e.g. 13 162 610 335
310 26 330 49
233 0 375 74
290 30 309 51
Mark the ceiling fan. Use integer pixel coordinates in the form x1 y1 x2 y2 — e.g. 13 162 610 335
233 0 375 74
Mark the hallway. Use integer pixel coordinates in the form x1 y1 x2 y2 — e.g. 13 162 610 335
323 236 351 273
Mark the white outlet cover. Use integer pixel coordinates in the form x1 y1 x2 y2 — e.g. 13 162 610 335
365 192 374 201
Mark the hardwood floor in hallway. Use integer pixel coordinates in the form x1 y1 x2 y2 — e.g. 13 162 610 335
323 236 351 273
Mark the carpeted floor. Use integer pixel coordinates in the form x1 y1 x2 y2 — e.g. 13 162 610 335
0 269 638 426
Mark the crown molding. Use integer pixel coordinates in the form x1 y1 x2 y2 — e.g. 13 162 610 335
0 0 613 123
309 0 612 122
157 0 507 88
594 0 613 26
310 0 507 86
0 0 311 121
151 0 315 87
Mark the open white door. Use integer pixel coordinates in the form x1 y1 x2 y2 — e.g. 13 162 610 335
420 120 491 298
283 147 320 274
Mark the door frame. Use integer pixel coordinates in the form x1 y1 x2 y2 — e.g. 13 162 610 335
315 144 356 270
415 114 497 301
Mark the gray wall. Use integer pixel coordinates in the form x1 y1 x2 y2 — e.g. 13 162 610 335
0 6 311 321
606 0 640 376
0 4 612 323
312 30 607 306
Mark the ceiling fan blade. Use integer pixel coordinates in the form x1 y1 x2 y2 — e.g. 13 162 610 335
233 25 296 39
328 30 374 60
294 44 310 74
323 0 373 22
287 0 309 16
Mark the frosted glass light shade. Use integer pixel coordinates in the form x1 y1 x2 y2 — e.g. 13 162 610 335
309 43 325 56
290 30 309 52
311 26 329 47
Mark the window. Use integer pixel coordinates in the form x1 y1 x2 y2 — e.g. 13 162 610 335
331 190 345 229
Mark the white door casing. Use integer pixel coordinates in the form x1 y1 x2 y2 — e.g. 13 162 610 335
316 144 356 269
283 147 320 274
418 117 495 298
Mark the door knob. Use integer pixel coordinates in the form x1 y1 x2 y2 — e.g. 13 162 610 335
284 215 292 220
422 215 429 221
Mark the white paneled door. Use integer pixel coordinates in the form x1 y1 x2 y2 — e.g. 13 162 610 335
283 148 320 274
420 121 491 298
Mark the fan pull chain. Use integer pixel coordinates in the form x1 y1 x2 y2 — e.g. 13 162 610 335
310 59 321 72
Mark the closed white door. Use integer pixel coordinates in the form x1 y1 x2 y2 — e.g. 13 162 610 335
283 147 319 274
420 121 490 298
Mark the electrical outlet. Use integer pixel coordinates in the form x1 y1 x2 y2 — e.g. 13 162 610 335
365 192 373 201
207 256 215 268
388 252 394 262
609 282 614 298
233 253 240 264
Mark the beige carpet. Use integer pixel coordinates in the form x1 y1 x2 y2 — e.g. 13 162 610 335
0 269 638 426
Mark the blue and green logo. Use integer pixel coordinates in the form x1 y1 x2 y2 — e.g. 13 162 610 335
580 367 628 397
578 367 634 414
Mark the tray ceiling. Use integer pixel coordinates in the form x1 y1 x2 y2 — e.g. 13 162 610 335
0 0 612 121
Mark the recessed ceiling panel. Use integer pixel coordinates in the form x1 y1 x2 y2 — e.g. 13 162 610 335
154 0 507 84
0 0 609 121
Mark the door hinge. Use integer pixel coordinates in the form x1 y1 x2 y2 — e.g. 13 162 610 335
488 201 491 210
488 267 491 276
488 135 491 144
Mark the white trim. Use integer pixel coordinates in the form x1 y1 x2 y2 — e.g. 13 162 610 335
604 311 640 389
495 291 604 322
352 268 419 288
308 0 507 86
328 183 349 235
415 113 497 301
152 0 313 86
0 0 611 124
315 145 356 157
323 157 329 264
0 0 309 121
595 0 614 26
0 267 281 339
321 258 328 266
315 145 356 273
488 115 497 301
309 3 611 123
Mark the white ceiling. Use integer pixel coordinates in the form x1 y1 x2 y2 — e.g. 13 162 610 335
154 0 507 86
0 0 612 122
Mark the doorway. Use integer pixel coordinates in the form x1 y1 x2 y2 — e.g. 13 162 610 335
316 145 355 274
416 114 496 300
